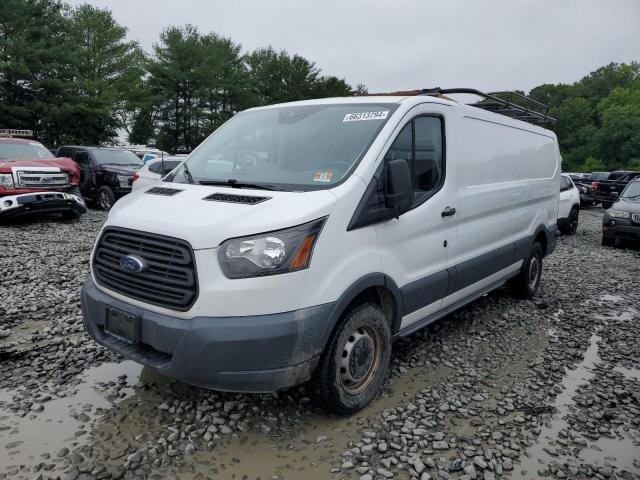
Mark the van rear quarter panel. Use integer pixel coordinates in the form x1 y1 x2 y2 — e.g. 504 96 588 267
453 113 560 267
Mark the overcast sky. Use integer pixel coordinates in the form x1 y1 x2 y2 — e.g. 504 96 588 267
68 0 640 94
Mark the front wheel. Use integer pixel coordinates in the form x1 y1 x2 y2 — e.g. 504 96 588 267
311 302 391 415
97 186 115 211
509 242 543 299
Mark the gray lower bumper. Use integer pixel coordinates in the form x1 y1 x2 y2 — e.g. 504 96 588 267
81 278 334 392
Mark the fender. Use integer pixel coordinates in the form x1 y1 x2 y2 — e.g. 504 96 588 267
315 273 404 356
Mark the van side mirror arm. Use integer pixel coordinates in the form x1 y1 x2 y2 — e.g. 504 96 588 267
385 159 412 218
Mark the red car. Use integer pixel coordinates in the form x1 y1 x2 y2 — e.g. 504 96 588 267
0 131 87 219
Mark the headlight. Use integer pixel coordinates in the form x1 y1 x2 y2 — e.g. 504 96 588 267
218 218 326 279
0 173 14 189
608 210 630 219
117 175 131 188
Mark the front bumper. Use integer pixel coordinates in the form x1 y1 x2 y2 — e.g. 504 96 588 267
81 277 334 392
0 191 86 219
602 223 640 243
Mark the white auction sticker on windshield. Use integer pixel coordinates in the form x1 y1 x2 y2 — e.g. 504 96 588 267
343 111 389 122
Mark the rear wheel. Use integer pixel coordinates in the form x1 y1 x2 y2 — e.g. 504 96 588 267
311 302 391 415
97 186 115 211
561 208 579 235
601 236 615 247
509 242 543 299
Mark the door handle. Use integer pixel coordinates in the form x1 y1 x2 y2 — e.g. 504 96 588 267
441 206 456 217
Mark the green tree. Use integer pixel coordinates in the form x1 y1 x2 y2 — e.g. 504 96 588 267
246 47 321 105
579 156 606 173
64 4 145 144
529 62 640 172
596 79 640 169
0 0 73 145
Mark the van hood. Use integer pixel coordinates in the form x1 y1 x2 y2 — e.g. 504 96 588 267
105 183 337 249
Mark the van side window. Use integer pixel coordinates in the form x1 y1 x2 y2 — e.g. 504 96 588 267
413 117 444 203
384 116 445 206
384 123 412 165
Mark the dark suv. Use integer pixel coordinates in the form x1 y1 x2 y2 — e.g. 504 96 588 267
602 180 640 248
56 146 143 210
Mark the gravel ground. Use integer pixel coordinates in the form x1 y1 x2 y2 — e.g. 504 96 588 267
0 208 639 480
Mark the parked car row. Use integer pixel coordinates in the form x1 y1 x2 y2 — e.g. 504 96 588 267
567 170 640 208
0 131 187 220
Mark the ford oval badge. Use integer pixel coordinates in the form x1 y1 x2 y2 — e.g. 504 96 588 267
120 254 145 273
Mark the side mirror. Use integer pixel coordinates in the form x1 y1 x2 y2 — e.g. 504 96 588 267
385 159 412 218
611 191 619 198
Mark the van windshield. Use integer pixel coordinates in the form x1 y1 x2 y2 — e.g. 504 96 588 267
170 103 397 191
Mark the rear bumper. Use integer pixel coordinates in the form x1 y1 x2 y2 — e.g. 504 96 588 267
580 193 595 203
0 191 86 219
113 186 132 198
593 193 617 204
81 277 334 392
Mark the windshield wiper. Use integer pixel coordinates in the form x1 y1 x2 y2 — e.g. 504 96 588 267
622 194 640 199
198 178 280 191
181 163 196 184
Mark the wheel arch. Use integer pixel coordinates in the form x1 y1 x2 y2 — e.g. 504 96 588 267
316 273 403 359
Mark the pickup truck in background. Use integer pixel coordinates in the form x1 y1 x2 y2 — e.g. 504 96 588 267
592 170 640 209
0 131 87 219
569 172 608 207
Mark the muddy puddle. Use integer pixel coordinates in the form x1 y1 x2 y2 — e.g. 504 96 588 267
0 361 147 472
0 355 455 479
187 365 454 480
515 333 640 477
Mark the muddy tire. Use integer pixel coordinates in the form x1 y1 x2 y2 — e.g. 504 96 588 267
97 186 115 211
509 242 543 299
311 302 391 415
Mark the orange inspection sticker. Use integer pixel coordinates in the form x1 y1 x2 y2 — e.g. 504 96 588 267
313 170 334 183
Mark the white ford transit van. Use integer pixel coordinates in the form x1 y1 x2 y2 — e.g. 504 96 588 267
82 88 560 414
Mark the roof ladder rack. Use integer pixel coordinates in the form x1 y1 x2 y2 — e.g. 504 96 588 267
422 88 555 125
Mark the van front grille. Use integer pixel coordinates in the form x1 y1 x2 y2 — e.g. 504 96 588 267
92 227 197 311
632 213 640 223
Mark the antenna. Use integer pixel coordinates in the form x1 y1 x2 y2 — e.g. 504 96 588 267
161 150 165 181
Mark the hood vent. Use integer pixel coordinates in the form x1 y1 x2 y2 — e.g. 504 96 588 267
203 192 271 205
146 186 183 196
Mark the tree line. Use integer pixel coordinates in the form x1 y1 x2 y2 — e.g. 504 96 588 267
0 0 363 152
1 1 638 171
529 62 640 172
